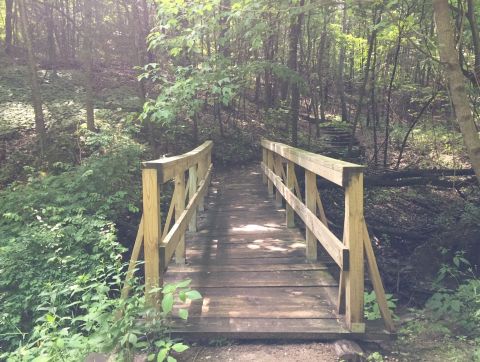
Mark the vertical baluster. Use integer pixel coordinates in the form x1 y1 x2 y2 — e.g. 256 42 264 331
274 156 283 206
175 170 186 264
188 165 198 232
142 168 162 308
286 161 295 228
305 169 318 261
267 150 274 196
197 155 207 212
262 147 267 184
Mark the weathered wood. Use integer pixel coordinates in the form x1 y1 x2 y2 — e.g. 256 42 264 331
175 171 186 264
262 148 267 184
267 149 274 196
261 162 348 269
171 317 351 340
274 154 284 206
121 215 144 299
316 189 329 227
261 139 364 186
188 165 198 232
143 141 213 183
197 155 207 212
286 160 295 227
334 339 365 362
161 187 177 241
142 168 161 308
162 165 213 265
167 263 328 273
165 269 338 288
344 172 365 332
363 223 395 332
305 169 318 261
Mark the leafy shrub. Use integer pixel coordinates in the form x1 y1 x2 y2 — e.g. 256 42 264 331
3 263 201 361
0 129 143 353
364 290 397 321
426 252 480 337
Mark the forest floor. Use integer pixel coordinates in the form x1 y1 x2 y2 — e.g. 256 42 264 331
1 61 478 361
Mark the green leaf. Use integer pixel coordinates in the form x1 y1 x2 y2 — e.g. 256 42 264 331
185 290 202 300
128 333 138 345
178 308 189 320
167 356 177 362
172 343 189 353
157 348 168 362
162 293 174 314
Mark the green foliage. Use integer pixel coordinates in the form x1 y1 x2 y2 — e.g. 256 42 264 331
3 266 201 362
364 291 397 321
426 251 480 337
0 129 143 353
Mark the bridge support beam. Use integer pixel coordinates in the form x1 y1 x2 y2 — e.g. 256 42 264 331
286 161 295 228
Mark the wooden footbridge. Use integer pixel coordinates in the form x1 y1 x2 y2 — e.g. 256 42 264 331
123 140 395 339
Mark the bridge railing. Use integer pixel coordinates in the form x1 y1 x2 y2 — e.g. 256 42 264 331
261 139 394 333
122 141 213 307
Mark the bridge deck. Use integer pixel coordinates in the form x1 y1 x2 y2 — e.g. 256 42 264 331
165 164 352 339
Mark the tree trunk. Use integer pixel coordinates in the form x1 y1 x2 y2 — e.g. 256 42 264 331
5 0 14 54
337 3 348 123
433 0 480 183
18 0 46 151
83 0 95 131
466 0 480 85
383 28 402 167
288 0 305 146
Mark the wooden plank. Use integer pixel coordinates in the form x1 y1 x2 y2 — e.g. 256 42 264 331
121 215 144 299
363 223 395 332
261 162 348 269
261 139 364 186
305 169 318 261
162 165 213 265
188 165 198 232
143 141 213 183
274 154 284 206
262 148 267 184
174 170 186 264
166 263 328 273
141 168 161 308
344 172 365 332
185 256 318 265
267 149 274 196
161 186 177 241
171 317 351 339
164 270 338 288
197 155 207 212
286 160 295 227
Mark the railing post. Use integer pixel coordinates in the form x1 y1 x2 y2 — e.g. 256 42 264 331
305 169 318 261
267 150 274 197
262 147 267 184
344 171 365 332
188 165 198 232
175 170 186 264
142 168 162 308
286 161 295 228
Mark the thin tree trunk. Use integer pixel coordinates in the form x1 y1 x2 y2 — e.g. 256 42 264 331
466 0 480 85
433 0 480 183
83 0 95 131
348 7 381 154
337 3 348 123
289 0 305 146
18 0 46 151
5 0 14 54
383 28 402 167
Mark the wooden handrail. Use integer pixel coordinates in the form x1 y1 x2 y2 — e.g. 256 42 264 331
261 139 363 187
123 141 213 309
261 139 394 334
143 141 213 183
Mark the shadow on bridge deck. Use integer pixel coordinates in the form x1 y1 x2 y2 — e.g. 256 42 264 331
164 164 387 340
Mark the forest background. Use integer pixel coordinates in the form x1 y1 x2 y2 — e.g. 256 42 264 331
0 0 479 360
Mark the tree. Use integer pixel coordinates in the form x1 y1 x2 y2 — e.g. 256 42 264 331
18 0 46 151
433 0 480 183
5 0 14 54
83 0 95 131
